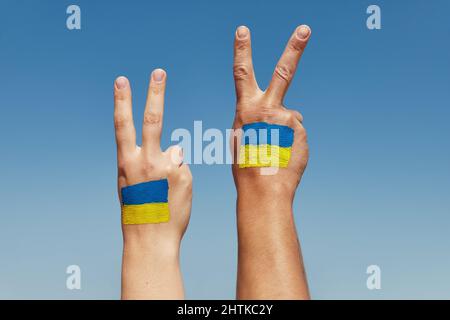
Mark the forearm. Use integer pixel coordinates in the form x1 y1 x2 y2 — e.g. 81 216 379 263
236 188 309 299
121 228 184 300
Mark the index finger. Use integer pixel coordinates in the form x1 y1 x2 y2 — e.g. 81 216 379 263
233 26 259 101
114 76 136 157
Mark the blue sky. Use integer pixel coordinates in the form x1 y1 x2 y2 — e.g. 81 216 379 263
0 0 449 299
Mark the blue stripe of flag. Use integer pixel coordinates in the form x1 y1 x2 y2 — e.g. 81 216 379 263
121 179 168 205
242 122 294 147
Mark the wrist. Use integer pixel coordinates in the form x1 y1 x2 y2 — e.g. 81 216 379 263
237 192 294 224
121 228 184 300
236 179 295 206
122 225 181 260
234 167 300 202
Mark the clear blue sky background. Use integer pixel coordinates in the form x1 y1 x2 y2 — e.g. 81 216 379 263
0 0 449 299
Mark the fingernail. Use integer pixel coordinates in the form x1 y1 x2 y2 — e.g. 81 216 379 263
152 69 165 82
297 25 310 40
237 26 249 39
179 147 183 158
115 76 128 89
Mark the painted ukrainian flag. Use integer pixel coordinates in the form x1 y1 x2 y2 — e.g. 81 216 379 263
121 179 170 224
239 122 294 168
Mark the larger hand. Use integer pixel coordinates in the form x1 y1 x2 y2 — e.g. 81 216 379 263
231 25 312 300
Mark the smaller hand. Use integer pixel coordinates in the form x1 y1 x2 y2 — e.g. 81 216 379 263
114 69 192 249
232 25 311 200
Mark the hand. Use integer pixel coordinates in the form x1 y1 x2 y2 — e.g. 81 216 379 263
114 69 192 299
232 25 311 200
231 25 312 299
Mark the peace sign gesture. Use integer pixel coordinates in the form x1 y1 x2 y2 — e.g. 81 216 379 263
231 25 312 300
114 70 192 299
232 25 311 194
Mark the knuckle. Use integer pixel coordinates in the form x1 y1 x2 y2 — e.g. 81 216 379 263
289 38 306 52
143 112 162 125
259 106 276 119
143 165 159 180
117 157 132 175
150 83 163 95
114 115 131 130
277 110 297 127
233 64 251 80
285 111 296 124
114 91 124 101
235 38 249 51
117 162 126 175
274 64 292 83
165 164 173 175
142 161 155 173
291 110 303 122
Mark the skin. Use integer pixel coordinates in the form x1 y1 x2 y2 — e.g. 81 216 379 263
232 25 312 299
114 69 192 300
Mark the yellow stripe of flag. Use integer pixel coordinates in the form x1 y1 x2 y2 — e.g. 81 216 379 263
122 202 170 224
238 144 291 168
